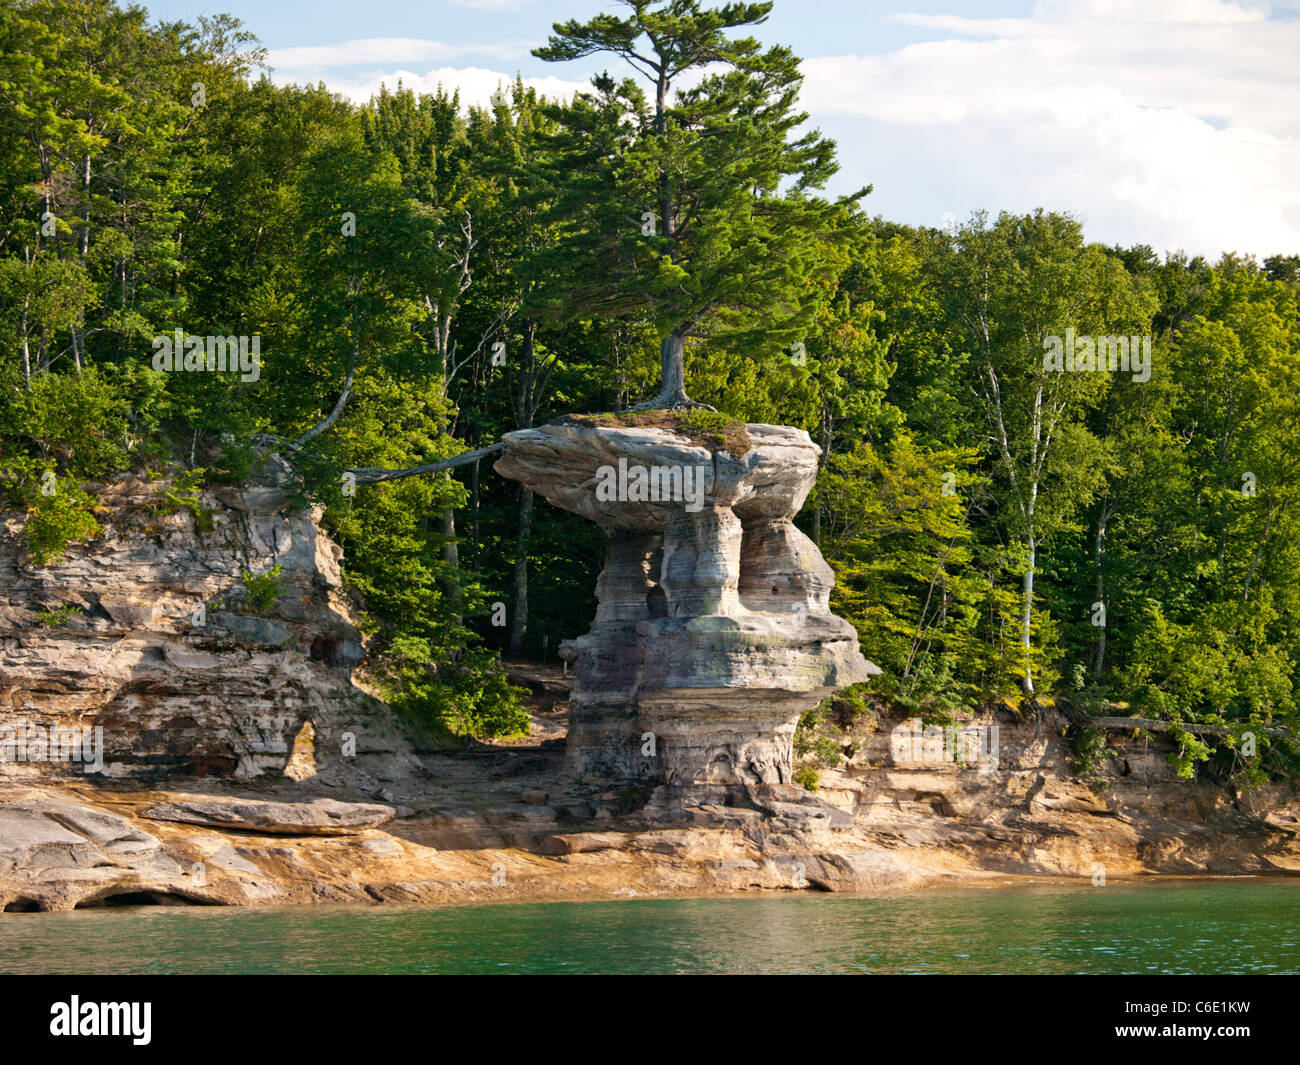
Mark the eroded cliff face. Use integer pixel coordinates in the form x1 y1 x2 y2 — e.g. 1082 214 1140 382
494 420 879 788
4 445 1299 915
4 700 1300 914
0 459 411 786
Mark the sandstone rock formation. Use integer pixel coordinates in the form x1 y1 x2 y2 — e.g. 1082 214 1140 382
494 419 878 789
8 436 1300 916
7 705 1300 913
142 795 396 835
0 458 413 786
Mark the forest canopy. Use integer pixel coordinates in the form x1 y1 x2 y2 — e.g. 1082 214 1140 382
2 0 1299 782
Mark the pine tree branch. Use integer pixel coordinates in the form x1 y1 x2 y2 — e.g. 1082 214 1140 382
347 443 506 485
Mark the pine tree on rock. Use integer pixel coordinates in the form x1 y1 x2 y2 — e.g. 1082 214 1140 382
534 0 864 410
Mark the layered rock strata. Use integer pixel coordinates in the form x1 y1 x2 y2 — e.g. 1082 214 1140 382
495 420 878 787
7 707 1300 912
0 459 411 785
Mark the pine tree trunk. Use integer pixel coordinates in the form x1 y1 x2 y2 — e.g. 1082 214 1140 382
814 403 831 546
508 322 542 656
633 328 712 409
72 151 90 374
20 291 32 392
470 457 480 569
509 487 533 656
440 472 461 625
1092 514 1107 677
659 329 687 405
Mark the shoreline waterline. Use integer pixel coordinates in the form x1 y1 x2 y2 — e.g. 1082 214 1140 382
4 879 1298 975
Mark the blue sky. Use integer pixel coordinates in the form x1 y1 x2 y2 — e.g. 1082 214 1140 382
143 0 1036 59
142 0 1300 257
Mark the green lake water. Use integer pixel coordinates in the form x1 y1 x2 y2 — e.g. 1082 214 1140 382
2 879 1298 975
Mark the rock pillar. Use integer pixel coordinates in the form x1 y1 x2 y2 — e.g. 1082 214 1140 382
494 420 878 788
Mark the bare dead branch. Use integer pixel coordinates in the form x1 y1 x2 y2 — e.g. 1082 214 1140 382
293 358 356 448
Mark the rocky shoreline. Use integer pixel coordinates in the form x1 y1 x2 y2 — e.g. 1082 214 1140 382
4 439 1300 915
4 698 1300 913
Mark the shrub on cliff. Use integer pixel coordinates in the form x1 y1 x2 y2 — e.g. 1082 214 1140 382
0 369 136 563
1118 600 1297 780
370 634 529 742
320 377 529 740
816 432 1042 711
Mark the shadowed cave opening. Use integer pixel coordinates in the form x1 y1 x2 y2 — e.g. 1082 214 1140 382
310 635 341 665
74 890 205 908
646 585 668 618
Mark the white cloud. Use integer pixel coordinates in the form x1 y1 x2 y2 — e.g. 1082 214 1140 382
268 37 527 71
448 0 535 9
265 34 584 112
889 14 1035 37
260 0 1298 256
274 65 586 109
810 0 1300 256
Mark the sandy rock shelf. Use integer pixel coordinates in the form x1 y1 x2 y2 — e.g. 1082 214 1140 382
5 706 1300 913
